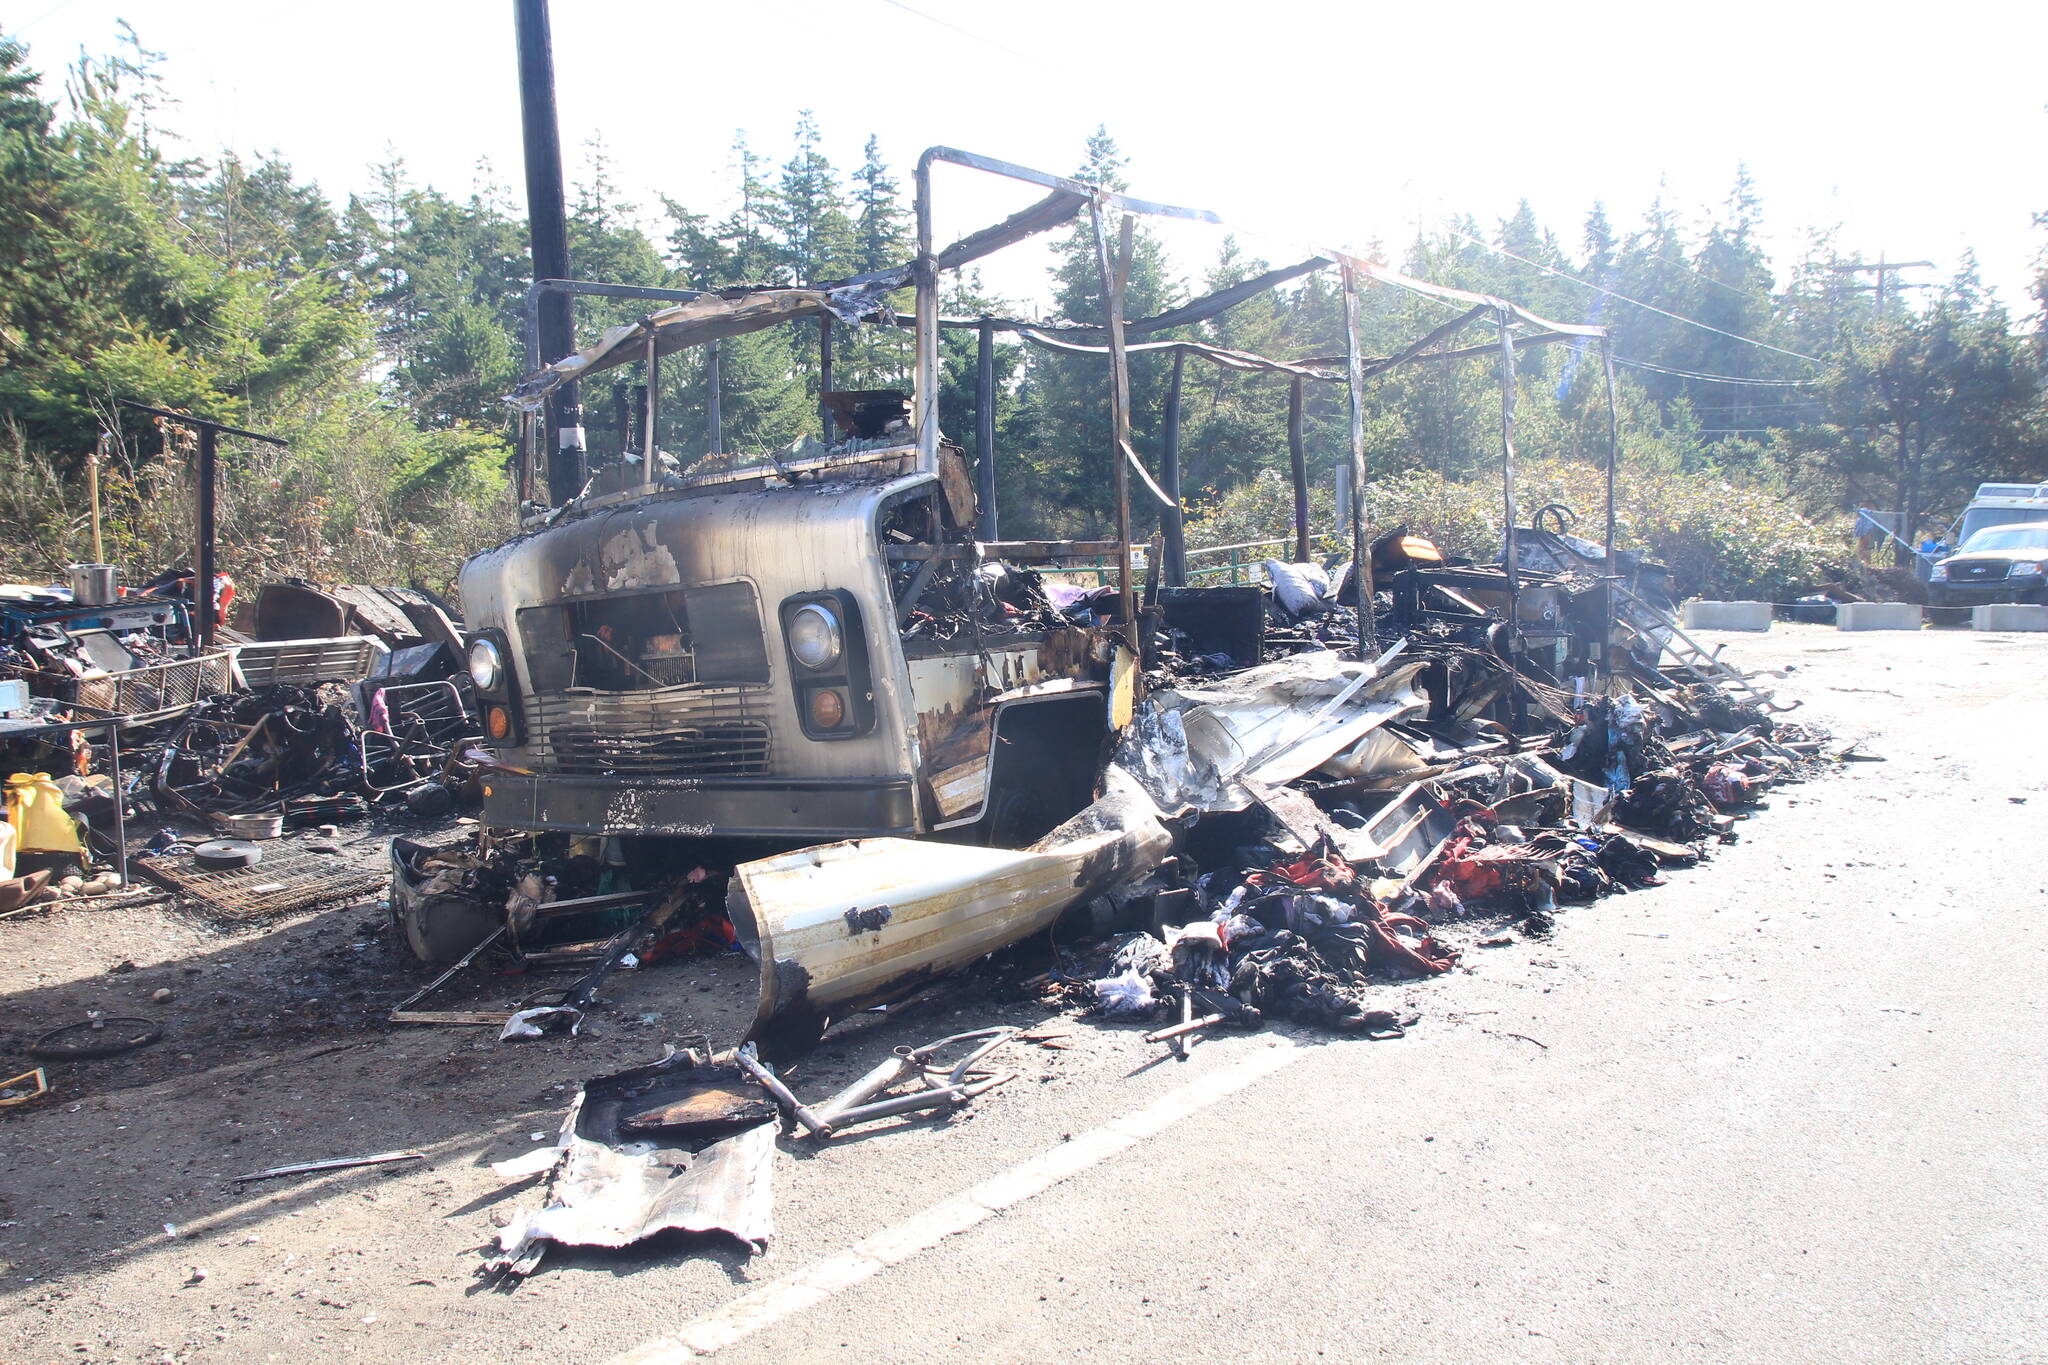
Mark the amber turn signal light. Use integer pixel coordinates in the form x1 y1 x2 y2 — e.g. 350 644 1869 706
808 688 846 729
485 705 513 741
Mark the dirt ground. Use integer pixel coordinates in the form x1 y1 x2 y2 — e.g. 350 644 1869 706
0 621 2041 1364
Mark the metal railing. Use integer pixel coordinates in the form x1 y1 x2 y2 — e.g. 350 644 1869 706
1182 538 1291 585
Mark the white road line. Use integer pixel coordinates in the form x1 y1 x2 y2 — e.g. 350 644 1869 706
607 1038 1307 1363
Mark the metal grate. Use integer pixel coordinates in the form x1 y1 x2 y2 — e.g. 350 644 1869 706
133 845 387 921
526 686 773 777
75 651 235 722
233 636 387 687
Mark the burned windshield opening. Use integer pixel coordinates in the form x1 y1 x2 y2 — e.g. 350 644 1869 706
518 581 769 692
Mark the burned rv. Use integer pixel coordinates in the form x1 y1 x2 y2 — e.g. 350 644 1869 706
394 149 1650 1049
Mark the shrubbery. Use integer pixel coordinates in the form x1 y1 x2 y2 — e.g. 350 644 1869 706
1183 458 1847 602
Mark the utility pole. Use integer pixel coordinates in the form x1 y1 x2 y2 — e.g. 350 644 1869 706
1831 254 1933 312
1832 254 1933 564
514 0 583 506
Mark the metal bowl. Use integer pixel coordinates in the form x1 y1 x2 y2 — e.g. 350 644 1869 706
216 813 283 841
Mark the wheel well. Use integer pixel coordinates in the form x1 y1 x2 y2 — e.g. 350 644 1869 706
981 693 1107 840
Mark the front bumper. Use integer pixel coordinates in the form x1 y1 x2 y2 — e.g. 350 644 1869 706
479 771 920 839
1930 579 2047 606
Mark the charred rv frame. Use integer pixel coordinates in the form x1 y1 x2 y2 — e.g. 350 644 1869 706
421 147 1637 1042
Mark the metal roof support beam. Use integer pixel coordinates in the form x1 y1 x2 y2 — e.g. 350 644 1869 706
1497 313 1525 742
1162 348 1187 586
976 321 998 540
1091 201 1140 644
1288 377 1309 563
1341 264 1375 655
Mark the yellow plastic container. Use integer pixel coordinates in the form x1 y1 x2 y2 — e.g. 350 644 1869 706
5 772 84 854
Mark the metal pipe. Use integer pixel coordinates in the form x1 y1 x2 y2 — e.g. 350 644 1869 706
1341 265 1375 655
233 1150 425 1184
976 320 997 539
640 332 658 496
1090 202 1138 640
919 1027 1016 1087
1144 1013 1226 1045
818 314 834 438
819 1070 1015 1133
735 1046 834 1137
1167 985 1193 1058
1288 377 1309 562
1497 313 1520 609
706 338 723 454
106 721 125 885
1163 347 1186 585
513 0 582 506
195 425 216 652
816 1084 970 1129
913 151 940 476
520 279 704 369
88 433 105 563
816 1050 922 1121
1497 312 1525 742
1599 336 1624 671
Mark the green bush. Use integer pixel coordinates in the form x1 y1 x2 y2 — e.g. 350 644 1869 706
1184 457 1847 601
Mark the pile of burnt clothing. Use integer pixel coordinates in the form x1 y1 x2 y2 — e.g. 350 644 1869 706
1416 800 1680 933
1086 849 1451 1035
1554 677 1826 844
1558 695 1725 842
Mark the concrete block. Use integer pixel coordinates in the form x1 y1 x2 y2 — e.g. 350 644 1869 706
1836 602 1922 631
1971 603 2048 632
1682 600 1773 631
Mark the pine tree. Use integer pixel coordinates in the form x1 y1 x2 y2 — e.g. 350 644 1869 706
1012 127 1180 535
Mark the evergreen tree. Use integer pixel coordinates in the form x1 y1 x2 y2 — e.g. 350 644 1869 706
1013 127 1180 535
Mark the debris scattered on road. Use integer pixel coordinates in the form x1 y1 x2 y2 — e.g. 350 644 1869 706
28 1014 162 1061
0 1066 49 1108
232 1150 425 1184
486 1049 778 1276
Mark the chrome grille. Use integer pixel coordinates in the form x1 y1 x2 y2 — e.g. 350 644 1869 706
526 686 772 777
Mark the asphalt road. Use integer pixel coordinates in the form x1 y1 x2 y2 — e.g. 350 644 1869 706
5 622 2045 1364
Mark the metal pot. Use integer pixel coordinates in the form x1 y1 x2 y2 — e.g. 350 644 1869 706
67 564 118 607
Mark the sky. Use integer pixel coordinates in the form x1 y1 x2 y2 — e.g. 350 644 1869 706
10 0 2047 337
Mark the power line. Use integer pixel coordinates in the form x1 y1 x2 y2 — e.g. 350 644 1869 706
1689 401 1827 410
872 0 1046 67
1438 224 1831 369
1611 355 1818 387
1632 244 1778 308
15 0 87 35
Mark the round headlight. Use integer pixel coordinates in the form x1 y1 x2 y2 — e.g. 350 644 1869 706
787 603 843 671
467 637 504 691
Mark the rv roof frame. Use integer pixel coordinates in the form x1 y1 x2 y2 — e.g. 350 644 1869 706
503 148 1629 663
